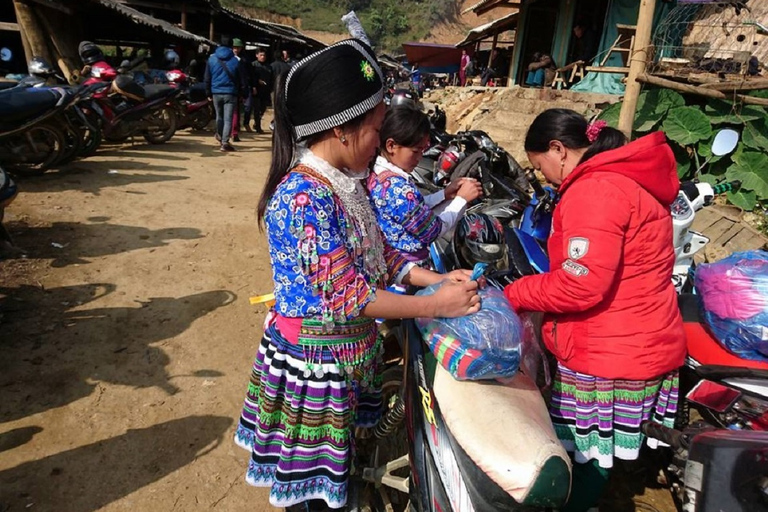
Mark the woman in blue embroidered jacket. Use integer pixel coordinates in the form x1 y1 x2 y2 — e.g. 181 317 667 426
368 106 482 262
235 40 480 512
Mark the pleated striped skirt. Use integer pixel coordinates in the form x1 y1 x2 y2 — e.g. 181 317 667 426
235 321 383 509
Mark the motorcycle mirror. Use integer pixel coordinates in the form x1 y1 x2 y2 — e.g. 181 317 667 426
711 129 740 156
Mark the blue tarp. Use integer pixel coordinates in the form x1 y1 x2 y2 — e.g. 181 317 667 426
571 0 672 95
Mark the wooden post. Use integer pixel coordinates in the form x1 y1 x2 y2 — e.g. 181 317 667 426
209 13 215 42
181 3 187 30
13 0 54 68
617 0 657 137
36 8 81 83
487 32 498 67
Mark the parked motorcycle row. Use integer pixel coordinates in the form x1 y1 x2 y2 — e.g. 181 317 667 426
0 51 213 178
350 108 768 512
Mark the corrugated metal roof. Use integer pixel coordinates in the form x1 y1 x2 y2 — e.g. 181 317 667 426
90 0 214 44
456 11 518 47
213 4 326 49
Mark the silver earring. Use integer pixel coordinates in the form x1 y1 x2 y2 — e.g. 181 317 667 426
340 135 347 143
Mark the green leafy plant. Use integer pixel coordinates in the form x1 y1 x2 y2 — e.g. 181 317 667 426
597 89 768 211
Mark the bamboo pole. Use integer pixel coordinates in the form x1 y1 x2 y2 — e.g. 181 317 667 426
637 73 768 107
13 0 54 68
699 79 768 92
181 3 188 30
618 0 657 137
488 32 498 68
36 8 80 83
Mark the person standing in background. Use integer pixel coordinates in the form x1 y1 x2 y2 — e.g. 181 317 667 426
459 49 470 87
410 62 421 96
230 38 254 141
251 47 273 134
205 40 243 152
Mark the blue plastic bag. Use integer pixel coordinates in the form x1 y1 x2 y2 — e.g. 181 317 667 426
415 280 523 380
695 250 768 362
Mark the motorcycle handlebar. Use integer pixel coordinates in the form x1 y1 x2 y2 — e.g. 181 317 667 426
711 180 741 195
641 421 687 450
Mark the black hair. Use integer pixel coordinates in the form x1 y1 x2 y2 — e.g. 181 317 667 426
380 106 430 149
523 108 627 165
256 73 373 229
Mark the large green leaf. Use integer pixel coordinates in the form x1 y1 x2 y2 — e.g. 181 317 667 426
727 151 768 198
662 106 713 146
704 99 765 125
748 90 768 99
742 118 768 151
727 189 758 211
670 142 693 179
597 102 622 129
633 89 684 133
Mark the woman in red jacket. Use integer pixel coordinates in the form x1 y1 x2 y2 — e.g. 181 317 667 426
505 109 686 512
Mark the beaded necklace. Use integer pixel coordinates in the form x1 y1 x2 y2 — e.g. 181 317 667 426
295 147 388 284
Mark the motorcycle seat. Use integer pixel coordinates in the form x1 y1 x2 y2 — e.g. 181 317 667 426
143 84 176 101
0 88 61 126
679 294 768 371
432 364 571 507
0 80 19 91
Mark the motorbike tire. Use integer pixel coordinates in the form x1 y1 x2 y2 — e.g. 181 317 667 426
55 123 85 166
2 124 65 176
143 106 178 144
79 123 103 158
78 111 103 158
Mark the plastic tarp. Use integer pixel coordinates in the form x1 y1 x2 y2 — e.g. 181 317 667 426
571 0 671 95
402 43 462 74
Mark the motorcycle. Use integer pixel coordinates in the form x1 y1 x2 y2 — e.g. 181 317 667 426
412 130 531 219
643 292 768 511
166 70 213 131
670 128 742 293
87 74 180 145
0 86 75 175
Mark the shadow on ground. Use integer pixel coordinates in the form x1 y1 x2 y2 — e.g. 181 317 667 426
0 415 233 512
0 284 235 423
5 220 202 267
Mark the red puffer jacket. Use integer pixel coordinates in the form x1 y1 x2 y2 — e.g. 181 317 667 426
505 132 686 380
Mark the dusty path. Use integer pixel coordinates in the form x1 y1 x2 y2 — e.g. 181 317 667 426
0 129 276 511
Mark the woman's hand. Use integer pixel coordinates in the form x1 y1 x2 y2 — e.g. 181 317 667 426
456 178 483 202
432 280 481 317
445 269 472 282
444 177 481 201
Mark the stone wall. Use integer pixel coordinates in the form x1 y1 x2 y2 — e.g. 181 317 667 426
423 86 621 165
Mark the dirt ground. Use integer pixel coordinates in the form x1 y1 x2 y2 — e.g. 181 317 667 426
0 128 275 511
0 120 678 512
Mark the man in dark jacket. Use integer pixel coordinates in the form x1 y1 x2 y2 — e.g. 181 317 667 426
270 49 293 83
251 47 273 134
231 38 256 138
204 43 243 152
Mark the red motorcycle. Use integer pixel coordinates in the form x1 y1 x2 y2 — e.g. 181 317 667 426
166 68 213 132
77 42 179 144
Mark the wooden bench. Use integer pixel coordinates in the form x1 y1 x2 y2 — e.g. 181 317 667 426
551 60 585 89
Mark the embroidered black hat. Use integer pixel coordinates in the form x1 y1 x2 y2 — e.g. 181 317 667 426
285 39 384 139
